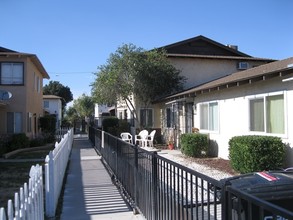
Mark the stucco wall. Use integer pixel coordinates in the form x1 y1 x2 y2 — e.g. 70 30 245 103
169 57 269 90
0 56 45 136
194 76 293 167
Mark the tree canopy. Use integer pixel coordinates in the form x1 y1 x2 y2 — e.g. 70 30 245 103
73 93 95 119
43 81 73 111
91 44 185 127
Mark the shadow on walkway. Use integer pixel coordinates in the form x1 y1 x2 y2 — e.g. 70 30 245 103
60 135 144 220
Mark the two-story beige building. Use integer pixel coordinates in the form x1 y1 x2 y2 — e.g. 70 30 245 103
0 46 49 138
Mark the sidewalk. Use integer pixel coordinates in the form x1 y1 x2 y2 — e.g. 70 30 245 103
60 135 145 220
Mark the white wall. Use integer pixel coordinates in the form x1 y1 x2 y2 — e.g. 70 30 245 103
194 77 293 166
44 98 62 127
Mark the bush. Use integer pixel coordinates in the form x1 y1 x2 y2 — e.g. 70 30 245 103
229 135 285 174
180 133 208 157
117 120 131 134
39 115 56 134
102 117 119 136
8 133 30 151
29 135 46 147
0 135 11 156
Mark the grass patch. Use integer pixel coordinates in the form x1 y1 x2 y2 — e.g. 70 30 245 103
0 146 53 211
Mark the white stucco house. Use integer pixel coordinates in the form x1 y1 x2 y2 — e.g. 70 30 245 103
43 95 62 128
162 57 293 167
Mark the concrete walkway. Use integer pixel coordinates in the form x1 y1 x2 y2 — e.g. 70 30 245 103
60 135 145 220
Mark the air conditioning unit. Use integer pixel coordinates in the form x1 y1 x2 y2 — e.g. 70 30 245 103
238 62 249 70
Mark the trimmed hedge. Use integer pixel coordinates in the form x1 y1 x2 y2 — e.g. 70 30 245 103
8 133 30 151
180 133 208 157
102 117 119 136
229 135 285 174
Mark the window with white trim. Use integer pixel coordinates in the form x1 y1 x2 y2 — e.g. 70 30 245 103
44 100 49 108
249 94 284 134
200 102 219 131
140 108 153 128
1 63 24 85
7 112 22 133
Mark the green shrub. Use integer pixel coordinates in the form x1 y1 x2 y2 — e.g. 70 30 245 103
39 115 56 134
180 133 208 157
30 135 46 147
8 133 30 151
102 117 119 136
229 135 285 174
0 135 11 155
117 120 131 134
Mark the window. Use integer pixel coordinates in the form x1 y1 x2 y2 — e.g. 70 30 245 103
44 100 49 108
37 76 40 93
1 63 24 84
140 108 153 128
7 112 22 133
27 112 32 132
200 102 218 131
238 62 249 70
249 94 284 134
166 108 172 128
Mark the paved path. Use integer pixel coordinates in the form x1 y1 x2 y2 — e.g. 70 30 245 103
60 135 145 220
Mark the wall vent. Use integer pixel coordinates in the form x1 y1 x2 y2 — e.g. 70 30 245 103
238 62 249 70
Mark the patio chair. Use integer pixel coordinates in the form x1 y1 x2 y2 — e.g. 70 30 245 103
145 130 156 148
135 130 148 147
120 132 133 144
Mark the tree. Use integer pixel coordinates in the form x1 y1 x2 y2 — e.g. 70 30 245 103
73 94 95 119
91 43 185 127
73 94 95 132
43 81 73 113
64 106 79 130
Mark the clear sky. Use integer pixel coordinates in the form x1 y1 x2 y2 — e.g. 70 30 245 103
1 0 292 103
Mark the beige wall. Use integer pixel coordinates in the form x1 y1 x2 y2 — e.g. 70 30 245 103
169 57 269 90
0 56 45 137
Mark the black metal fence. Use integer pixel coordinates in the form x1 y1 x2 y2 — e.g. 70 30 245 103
89 127 293 220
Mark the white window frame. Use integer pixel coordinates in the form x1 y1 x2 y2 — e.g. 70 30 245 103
140 108 153 128
248 91 287 136
44 100 49 108
1 62 24 85
199 101 219 132
7 112 22 133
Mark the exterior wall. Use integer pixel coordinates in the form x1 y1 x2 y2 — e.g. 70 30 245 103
26 58 44 136
0 56 47 137
169 57 268 90
44 98 62 127
193 77 293 166
94 104 110 117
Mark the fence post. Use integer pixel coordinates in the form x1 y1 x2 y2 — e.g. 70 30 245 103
134 147 138 212
152 151 158 220
45 152 55 217
102 131 104 148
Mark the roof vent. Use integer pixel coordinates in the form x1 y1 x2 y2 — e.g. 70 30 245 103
238 62 249 70
227 44 238 50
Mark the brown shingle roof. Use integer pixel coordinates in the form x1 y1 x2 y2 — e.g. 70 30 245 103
166 57 293 100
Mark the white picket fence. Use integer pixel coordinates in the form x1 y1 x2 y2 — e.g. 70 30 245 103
0 128 73 220
0 164 44 220
45 128 73 217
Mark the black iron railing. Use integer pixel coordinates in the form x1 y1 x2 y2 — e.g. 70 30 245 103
89 127 293 220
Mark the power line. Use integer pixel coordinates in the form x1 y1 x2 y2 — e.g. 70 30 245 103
48 71 96 75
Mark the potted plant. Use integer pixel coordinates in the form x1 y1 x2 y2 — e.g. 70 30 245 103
168 140 174 150
168 133 175 150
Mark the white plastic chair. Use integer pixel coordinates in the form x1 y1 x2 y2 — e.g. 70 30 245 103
120 132 133 144
135 130 148 147
145 130 156 148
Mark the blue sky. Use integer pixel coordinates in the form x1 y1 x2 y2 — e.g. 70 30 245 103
1 0 292 103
